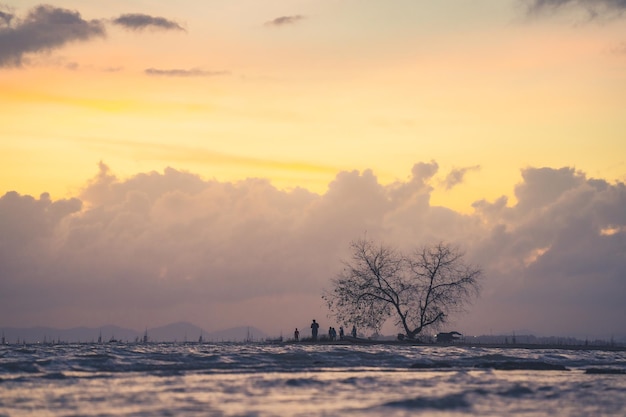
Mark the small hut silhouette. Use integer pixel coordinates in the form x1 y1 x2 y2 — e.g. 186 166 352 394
436 331 462 343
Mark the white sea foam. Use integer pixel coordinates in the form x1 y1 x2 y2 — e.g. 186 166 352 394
0 343 624 416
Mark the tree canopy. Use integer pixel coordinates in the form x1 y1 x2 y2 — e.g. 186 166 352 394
323 238 482 339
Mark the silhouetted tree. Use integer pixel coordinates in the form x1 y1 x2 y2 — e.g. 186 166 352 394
323 238 482 339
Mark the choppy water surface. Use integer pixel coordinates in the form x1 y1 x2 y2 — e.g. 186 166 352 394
1 343 624 416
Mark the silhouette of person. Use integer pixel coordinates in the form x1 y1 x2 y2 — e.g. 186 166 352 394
294 328 300 342
311 319 320 341
351 325 357 338
328 327 333 341
339 326 344 340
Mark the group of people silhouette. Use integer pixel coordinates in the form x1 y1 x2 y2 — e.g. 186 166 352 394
293 320 357 342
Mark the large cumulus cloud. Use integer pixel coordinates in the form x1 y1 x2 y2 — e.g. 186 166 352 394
469 167 626 337
0 162 624 339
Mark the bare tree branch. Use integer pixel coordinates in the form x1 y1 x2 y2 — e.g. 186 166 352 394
323 238 482 339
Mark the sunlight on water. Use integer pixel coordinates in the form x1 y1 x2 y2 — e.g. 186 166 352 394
0 343 624 416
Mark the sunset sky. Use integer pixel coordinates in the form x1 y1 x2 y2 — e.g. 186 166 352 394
1 1 625 340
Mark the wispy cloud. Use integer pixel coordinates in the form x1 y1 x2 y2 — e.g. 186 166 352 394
0 9 13 26
102 66 123 72
112 13 185 32
80 137 340 175
524 0 626 18
442 165 481 190
144 68 230 77
0 5 105 67
264 15 305 27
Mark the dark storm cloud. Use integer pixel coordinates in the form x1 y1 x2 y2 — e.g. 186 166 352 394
1 163 624 339
112 13 185 32
0 5 105 67
443 165 481 190
525 0 626 17
145 68 230 77
264 15 305 27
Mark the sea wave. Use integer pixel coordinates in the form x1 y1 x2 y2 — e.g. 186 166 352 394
0 343 624 416
1 343 625 377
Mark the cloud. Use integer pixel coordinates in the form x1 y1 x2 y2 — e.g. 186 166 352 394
264 15 305 27
0 5 105 67
0 10 13 26
469 167 626 335
145 68 230 77
524 0 626 18
112 13 185 32
102 66 123 72
442 165 481 190
0 163 624 340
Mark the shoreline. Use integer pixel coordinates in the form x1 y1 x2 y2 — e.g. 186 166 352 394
282 338 626 352
3 339 624 352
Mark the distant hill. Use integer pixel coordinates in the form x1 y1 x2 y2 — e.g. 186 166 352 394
147 322 207 342
203 326 267 342
146 323 267 342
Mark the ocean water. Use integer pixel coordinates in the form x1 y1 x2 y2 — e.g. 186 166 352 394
0 342 624 416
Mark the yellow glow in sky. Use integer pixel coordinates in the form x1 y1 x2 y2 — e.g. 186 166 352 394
1 0 625 210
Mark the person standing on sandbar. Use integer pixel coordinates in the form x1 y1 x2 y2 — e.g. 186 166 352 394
311 319 320 341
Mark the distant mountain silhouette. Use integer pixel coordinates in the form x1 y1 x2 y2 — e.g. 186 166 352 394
146 323 267 342
203 326 267 342
148 321 206 342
